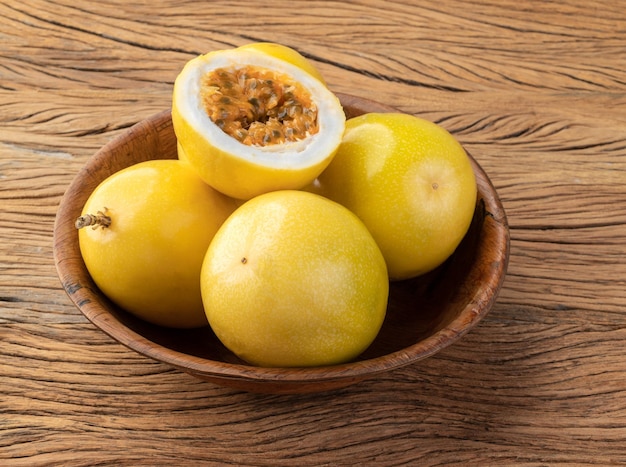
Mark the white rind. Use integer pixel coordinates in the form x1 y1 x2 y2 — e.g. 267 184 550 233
173 49 345 169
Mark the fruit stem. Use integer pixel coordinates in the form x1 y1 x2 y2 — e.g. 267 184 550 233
75 209 111 230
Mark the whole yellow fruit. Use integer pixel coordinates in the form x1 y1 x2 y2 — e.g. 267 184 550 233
77 160 237 328
200 190 389 367
314 112 477 280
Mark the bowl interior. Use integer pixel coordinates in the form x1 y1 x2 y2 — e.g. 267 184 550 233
53 93 509 393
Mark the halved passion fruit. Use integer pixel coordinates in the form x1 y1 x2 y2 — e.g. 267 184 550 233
172 44 345 200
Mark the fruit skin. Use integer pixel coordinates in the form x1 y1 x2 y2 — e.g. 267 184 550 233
172 45 345 200
78 160 237 328
237 42 326 85
313 113 477 281
201 190 389 367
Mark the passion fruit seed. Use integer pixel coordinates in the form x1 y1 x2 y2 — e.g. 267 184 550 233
200 65 319 147
75 209 111 230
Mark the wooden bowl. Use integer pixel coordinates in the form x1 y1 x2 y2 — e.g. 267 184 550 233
53 93 510 394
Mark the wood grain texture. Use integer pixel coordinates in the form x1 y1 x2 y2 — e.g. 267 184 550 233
1 0 625 465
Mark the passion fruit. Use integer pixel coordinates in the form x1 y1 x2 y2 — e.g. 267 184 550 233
200 190 389 367
314 113 477 280
76 160 237 328
172 44 345 200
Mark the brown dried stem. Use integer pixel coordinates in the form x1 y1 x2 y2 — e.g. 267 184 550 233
75 209 111 230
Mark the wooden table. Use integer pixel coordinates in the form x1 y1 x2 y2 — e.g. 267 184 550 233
2 1 625 464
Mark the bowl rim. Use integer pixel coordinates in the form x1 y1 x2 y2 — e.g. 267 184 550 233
53 93 510 386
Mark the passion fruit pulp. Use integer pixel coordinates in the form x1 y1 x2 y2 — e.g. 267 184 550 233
200 64 319 146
